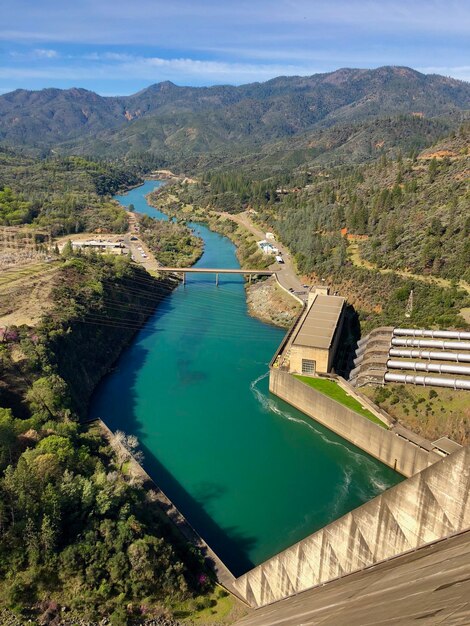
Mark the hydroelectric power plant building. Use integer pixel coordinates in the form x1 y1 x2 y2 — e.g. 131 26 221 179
274 286 345 375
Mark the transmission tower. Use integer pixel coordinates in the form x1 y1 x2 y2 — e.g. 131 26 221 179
405 289 414 318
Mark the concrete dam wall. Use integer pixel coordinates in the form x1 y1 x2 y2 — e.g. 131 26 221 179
233 444 470 608
269 369 440 477
234 529 470 625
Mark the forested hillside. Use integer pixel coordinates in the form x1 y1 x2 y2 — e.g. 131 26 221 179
1 67 469 170
264 127 470 284
0 255 216 623
0 150 142 234
159 123 470 332
177 124 469 282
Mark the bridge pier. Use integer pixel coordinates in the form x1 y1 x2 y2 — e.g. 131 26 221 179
216 273 219 287
182 272 185 286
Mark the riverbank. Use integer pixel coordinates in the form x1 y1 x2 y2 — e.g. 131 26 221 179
245 276 301 328
138 212 205 268
0 252 226 623
54 258 181 418
146 184 301 328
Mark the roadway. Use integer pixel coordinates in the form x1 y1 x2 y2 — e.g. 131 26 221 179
219 210 307 300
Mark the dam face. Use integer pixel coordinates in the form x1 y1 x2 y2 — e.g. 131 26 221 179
233 444 470 607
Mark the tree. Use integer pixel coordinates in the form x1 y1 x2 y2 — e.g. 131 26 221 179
110 431 144 469
0 408 17 472
428 157 438 183
61 239 74 258
26 375 70 420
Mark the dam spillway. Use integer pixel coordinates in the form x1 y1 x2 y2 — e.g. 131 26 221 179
89 181 402 577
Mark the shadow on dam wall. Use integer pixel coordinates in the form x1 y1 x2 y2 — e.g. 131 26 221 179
233 444 470 608
331 304 361 379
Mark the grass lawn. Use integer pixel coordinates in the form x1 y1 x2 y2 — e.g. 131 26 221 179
294 375 388 429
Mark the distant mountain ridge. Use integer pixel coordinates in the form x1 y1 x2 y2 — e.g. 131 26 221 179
1 66 469 164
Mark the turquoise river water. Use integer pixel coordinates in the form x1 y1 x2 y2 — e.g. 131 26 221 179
89 181 402 576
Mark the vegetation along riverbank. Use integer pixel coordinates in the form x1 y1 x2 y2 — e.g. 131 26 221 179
147 184 301 328
0 251 243 623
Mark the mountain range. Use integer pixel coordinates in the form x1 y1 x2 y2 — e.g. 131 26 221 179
1 66 469 169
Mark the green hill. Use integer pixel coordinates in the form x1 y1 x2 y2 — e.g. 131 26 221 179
165 124 470 331
1 67 469 169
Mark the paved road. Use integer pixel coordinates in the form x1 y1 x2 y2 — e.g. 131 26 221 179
220 211 307 300
123 212 162 274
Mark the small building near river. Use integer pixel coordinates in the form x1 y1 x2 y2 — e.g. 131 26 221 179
288 287 345 375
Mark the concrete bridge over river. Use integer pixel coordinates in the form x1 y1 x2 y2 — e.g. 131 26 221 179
156 266 275 285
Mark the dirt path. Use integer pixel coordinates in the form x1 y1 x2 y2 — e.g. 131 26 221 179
347 242 470 295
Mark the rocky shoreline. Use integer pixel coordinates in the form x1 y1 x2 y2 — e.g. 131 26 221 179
245 276 301 328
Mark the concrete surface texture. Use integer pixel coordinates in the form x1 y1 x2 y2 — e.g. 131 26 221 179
289 344 331 375
269 370 440 476
232 445 470 608
233 528 470 625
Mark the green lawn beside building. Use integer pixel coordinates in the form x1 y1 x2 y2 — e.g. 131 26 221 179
294 375 388 429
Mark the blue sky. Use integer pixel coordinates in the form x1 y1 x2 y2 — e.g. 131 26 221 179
0 0 469 95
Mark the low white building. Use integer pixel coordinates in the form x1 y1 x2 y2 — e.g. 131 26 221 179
257 240 276 254
70 240 128 255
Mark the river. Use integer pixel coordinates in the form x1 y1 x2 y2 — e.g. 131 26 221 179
89 180 402 577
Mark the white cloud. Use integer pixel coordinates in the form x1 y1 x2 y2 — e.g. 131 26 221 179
123 55 310 76
33 48 58 58
417 66 470 82
0 54 324 86
3 51 470 91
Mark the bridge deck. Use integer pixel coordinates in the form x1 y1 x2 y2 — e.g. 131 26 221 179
157 267 275 275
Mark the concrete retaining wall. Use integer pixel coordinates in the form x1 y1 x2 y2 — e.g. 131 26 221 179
233 444 470 608
269 369 440 477
96 419 240 597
